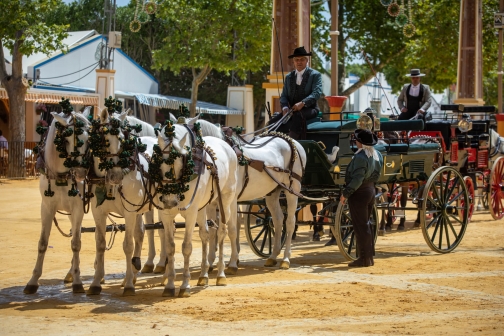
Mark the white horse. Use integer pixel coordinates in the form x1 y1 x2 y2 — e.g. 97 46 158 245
185 117 307 271
156 121 238 297
113 110 167 275
24 108 92 294
86 108 160 296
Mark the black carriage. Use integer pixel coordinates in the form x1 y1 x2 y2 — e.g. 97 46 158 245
243 111 471 261
408 104 503 221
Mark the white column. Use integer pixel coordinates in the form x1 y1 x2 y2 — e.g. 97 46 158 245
227 85 254 133
95 69 116 115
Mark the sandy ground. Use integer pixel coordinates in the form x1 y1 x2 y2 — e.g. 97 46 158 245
0 179 503 335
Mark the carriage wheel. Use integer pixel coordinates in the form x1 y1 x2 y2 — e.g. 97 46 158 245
244 203 286 258
489 157 504 220
420 167 469 253
462 176 475 221
332 197 379 261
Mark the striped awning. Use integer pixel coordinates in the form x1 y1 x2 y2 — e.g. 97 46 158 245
0 88 99 106
116 91 244 115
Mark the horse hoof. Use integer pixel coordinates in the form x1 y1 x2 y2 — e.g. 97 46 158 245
225 267 238 275
121 278 136 288
162 288 176 297
197 277 208 286
23 285 39 294
216 277 227 286
178 288 190 298
100 278 105 284
153 266 166 274
64 273 73 283
141 264 154 273
264 259 277 267
208 266 214 273
279 261 290 269
86 286 102 295
378 230 386 236
72 284 85 294
123 287 136 296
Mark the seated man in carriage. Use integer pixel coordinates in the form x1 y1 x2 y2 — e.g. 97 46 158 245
268 46 322 140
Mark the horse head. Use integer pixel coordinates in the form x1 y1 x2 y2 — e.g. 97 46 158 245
155 122 193 209
48 108 91 181
89 108 130 185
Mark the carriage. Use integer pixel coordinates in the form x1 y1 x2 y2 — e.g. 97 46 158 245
26 97 502 296
241 108 481 262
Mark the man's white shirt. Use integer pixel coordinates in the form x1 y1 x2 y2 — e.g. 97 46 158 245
409 83 421 97
295 68 306 85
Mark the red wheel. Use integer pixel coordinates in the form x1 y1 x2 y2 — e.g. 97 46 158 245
489 157 504 220
462 176 475 221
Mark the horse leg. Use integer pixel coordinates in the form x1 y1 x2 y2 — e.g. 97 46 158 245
87 209 108 295
264 188 283 267
160 213 176 297
141 210 156 273
206 203 218 273
215 211 228 286
225 200 239 275
179 211 196 297
279 187 299 269
128 214 144 286
24 205 55 294
154 209 167 274
67 210 85 293
122 213 138 296
397 183 408 230
197 209 210 287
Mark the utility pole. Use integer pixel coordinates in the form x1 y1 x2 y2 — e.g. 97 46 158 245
498 0 503 113
330 0 339 96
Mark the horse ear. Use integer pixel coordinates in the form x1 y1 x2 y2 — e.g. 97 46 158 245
81 106 92 119
118 111 128 121
157 133 165 147
100 107 109 123
125 108 134 116
169 113 177 122
187 115 199 126
52 112 67 126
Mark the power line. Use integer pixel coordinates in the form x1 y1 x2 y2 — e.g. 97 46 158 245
37 63 99 87
37 62 100 79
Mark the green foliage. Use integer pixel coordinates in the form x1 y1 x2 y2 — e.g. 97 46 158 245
153 0 272 78
0 0 69 57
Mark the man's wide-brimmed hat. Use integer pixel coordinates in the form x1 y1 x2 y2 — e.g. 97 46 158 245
288 46 313 59
406 69 425 77
354 129 378 146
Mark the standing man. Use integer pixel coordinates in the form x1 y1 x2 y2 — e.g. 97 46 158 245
340 128 383 267
397 69 432 120
269 46 322 140
0 130 8 150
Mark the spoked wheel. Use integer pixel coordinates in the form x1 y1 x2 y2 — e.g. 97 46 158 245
420 167 469 253
489 157 504 220
462 176 475 221
244 203 286 258
332 198 379 261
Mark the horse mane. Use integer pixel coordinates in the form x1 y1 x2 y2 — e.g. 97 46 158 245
117 114 156 137
196 119 224 139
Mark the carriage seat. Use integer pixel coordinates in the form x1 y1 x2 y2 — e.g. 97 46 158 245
380 119 424 132
374 142 440 153
307 120 357 132
424 121 452 150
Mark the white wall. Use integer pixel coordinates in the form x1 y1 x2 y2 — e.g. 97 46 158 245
30 36 158 94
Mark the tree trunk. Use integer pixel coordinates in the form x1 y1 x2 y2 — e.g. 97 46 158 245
190 65 211 117
4 83 27 178
0 33 28 178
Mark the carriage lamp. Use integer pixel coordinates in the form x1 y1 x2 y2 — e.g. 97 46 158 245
357 114 373 130
457 114 473 133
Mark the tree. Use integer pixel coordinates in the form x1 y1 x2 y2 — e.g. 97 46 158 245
152 0 272 117
0 0 68 177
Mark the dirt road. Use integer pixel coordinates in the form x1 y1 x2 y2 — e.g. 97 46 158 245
1 179 503 335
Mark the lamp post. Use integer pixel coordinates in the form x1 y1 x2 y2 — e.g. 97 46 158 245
330 0 338 96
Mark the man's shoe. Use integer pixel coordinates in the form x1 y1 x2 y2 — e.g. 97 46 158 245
324 236 337 246
348 258 373 267
313 232 321 241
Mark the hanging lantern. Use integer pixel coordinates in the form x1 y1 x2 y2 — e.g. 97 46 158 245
403 23 416 38
387 3 400 17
